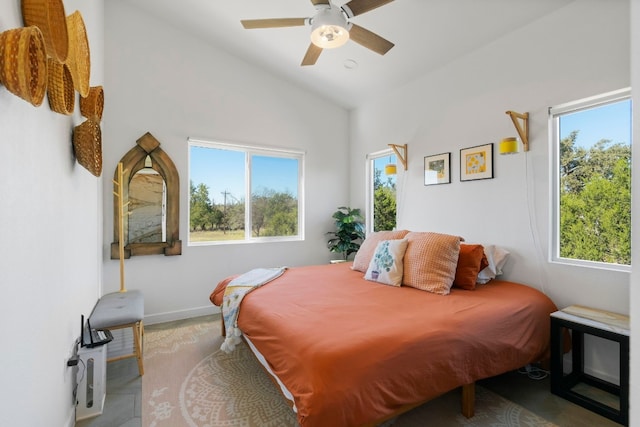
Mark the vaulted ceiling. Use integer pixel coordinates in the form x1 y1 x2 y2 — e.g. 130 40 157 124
118 0 574 109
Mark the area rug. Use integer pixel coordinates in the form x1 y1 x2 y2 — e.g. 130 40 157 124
142 316 558 427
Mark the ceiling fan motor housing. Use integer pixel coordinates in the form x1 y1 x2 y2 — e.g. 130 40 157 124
310 6 351 48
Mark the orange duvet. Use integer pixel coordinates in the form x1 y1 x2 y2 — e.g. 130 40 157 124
210 262 557 427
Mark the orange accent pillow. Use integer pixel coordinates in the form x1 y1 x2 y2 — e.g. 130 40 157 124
402 232 462 295
453 244 489 290
352 230 410 272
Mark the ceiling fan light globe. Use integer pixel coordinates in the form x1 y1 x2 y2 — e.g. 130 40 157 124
311 25 349 48
310 7 350 49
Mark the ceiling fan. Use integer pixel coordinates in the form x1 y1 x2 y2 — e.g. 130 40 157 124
241 0 395 66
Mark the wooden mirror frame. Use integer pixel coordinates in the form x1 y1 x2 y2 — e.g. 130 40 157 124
111 132 181 258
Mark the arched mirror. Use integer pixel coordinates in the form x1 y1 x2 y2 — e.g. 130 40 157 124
128 163 166 243
111 132 181 258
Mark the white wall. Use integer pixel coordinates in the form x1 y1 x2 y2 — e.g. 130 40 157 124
0 1 104 426
350 1 630 383
0 0 634 424
103 2 350 323
630 1 639 425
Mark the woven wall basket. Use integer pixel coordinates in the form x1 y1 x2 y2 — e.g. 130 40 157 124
21 0 68 63
73 119 102 177
0 26 48 106
80 85 104 121
47 58 74 114
66 11 90 97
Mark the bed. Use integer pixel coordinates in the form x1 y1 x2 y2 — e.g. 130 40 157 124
209 231 558 427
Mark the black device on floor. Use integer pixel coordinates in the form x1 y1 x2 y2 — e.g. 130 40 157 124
81 314 113 348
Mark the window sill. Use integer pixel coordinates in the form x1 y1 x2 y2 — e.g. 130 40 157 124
550 258 631 274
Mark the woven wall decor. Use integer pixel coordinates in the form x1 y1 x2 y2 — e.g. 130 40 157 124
0 26 48 106
80 85 104 121
66 11 90 97
73 119 102 177
21 0 69 63
46 58 74 114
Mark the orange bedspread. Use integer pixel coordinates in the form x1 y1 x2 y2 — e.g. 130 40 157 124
210 262 557 427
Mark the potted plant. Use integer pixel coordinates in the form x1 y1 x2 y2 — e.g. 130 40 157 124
326 206 366 261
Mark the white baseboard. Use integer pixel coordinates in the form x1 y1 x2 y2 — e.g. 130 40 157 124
106 305 221 359
65 409 75 427
562 354 620 385
143 305 220 325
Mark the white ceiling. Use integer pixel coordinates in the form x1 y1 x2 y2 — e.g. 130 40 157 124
118 0 574 109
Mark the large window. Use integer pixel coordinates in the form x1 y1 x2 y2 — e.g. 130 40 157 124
188 138 304 244
550 88 631 270
366 150 397 234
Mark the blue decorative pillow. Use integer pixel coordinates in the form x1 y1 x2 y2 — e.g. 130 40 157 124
364 239 409 286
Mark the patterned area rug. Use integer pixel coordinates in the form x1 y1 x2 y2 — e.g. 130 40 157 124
142 316 558 427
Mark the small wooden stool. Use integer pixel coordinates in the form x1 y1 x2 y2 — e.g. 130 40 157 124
90 290 144 376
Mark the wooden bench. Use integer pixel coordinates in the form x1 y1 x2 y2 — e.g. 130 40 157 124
90 290 144 376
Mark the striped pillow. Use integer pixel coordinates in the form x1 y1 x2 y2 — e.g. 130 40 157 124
402 232 462 295
352 230 410 272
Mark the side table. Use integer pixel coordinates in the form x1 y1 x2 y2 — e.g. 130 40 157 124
550 305 629 426
76 344 107 421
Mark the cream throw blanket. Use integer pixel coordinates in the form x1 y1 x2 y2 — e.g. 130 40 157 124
221 267 287 353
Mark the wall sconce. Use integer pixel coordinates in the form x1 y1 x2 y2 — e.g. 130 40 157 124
504 110 529 153
387 144 408 173
384 160 397 175
499 137 519 155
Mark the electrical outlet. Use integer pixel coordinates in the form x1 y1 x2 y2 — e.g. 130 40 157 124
65 339 80 368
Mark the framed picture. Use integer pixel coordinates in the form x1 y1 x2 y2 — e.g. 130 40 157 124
460 143 494 181
424 152 451 185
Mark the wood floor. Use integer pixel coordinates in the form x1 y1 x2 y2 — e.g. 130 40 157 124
74 318 623 427
74 357 141 427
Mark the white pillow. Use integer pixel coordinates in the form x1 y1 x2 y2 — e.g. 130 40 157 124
477 244 510 284
364 239 409 287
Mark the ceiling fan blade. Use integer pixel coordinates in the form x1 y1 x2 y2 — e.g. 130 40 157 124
343 0 394 17
301 43 323 66
310 0 330 5
241 18 307 29
349 24 394 55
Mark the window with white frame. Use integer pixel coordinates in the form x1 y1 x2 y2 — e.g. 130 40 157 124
366 149 397 234
188 138 304 244
550 88 631 270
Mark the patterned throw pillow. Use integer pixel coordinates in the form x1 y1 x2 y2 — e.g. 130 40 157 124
352 230 410 272
402 231 462 295
364 239 409 286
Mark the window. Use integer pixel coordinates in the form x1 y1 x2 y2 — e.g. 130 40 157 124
366 150 397 234
188 138 304 244
550 88 631 270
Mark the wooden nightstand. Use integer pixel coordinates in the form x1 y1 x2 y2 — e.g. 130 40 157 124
550 305 629 426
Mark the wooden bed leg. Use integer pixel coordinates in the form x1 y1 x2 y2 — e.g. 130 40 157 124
539 358 550 371
221 316 226 337
461 382 475 418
